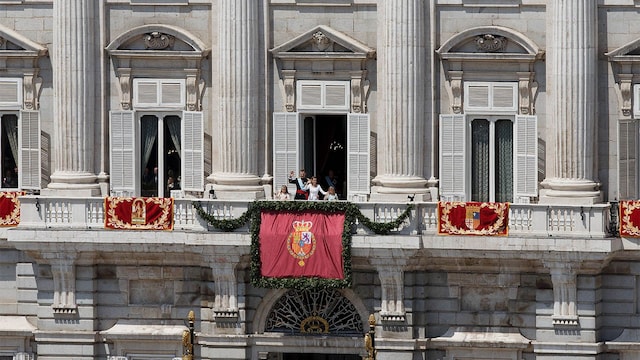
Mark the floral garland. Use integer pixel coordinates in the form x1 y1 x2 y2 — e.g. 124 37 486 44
193 200 413 289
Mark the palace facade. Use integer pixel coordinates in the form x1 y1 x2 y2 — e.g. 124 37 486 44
1 0 640 359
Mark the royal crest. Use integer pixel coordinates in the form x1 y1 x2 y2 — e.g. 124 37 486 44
465 204 481 230
287 220 317 266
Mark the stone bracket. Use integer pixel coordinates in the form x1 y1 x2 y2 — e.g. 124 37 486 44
544 260 579 328
50 257 77 314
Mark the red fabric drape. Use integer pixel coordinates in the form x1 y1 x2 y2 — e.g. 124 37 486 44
620 200 640 237
259 210 345 279
437 201 509 236
104 197 174 230
0 191 24 227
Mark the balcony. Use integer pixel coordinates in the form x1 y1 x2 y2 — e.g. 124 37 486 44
9 196 612 238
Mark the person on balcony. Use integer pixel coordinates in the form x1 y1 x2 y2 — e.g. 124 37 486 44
304 176 327 201
288 169 309 200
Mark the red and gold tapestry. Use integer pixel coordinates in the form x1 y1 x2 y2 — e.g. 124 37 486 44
437 201 509 236
619 200 640 237
259 210 345 279
104 197 174 230
0 191 25 227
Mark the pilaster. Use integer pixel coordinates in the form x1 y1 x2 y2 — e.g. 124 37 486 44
540 0 600 204
46 0 100 196
209 0 264 200
371 0 431 202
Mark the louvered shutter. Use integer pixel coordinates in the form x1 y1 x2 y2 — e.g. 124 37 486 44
0 79 21 107
161 81 183 106
325 83 348 108
299 83 322 108
466 84 489 109
347 113 370 198
514 115 538 202
135 80 159 107
493 84 516 109
439 114 466 201
273 112 298 196
109 111 136 196
181 111 204 192
19 110 41 190
619 119 638 200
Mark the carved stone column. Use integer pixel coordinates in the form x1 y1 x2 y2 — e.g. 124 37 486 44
371 0 430 201
46 0 100 195
540 0 601 204
209 0 264 199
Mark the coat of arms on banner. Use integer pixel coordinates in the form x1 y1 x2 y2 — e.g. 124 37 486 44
465 204 481 230
287 220 317 266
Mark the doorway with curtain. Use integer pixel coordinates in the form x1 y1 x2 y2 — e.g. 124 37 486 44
139 114 181 198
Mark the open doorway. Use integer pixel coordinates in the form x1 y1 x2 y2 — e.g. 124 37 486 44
302 114 347 198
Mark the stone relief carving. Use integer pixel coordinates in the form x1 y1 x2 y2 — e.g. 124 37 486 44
377 265 405 322
312 31 333 51
475 34 508 53
51 257 77 314
143 31 175 50
282 70 296 112
544 260 579 326
446 71 463 114
23 72 43 110
118 69 132 110
211 261 238 319
518 72 538 115
618 74 633 117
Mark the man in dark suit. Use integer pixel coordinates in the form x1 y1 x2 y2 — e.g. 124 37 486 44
288 169 309 200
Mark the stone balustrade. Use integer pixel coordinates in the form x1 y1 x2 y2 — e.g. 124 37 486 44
12 196 612 239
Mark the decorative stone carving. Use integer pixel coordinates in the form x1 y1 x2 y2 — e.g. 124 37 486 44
619 74 633 117
312 31 333 51
448 71 463 114
376 265 405 322
143 31 175 50
282 70 296 112
118 69 132 110
518 72 537 115
186 73 199 111
51 257 77 314
544 260 579 327
211 261 238 320
475 34 508 53
23 72 43 110
350 73 363 113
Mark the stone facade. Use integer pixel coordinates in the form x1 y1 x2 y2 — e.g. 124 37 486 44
1 0 640 359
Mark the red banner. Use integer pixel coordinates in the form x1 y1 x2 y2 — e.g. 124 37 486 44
259 210 345 279
0 191 24 227
620 200 640 237
104 197 174 230
437 201 509 236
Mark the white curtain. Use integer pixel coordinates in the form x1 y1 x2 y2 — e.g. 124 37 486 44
166 116 181 157
141 117 158 173
2 115 18 166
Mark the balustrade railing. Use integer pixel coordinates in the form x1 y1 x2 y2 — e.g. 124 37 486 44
14 196 612 239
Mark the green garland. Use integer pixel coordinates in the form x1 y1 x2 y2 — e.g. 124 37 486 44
193 200 414 289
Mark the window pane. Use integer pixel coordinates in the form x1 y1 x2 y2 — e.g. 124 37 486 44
1 114 18 188
471 119 489 202
141 115 159 197
495 119 513 202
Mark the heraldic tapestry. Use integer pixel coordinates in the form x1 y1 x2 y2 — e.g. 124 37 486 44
620 200 640 237
104 197 174 230
437 201 509 236
0 191 25 227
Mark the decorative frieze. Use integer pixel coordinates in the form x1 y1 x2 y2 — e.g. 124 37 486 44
475 34 508 53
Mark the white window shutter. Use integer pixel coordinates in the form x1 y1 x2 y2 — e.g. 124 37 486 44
347 113 370 198
161 81 183 106
514 115 538 201
493 84 516 109
273 112 299 195
466 84 489 109
109 111 136 196
325 83 348 108
439 114 466 201
299 84 322 108
135 80 159 107
19 110 41 190
0 79 21 107
619 119 638 200
181 111 204 192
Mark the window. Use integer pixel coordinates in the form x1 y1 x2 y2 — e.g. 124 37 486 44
139 114 182 198
0 114 18 189
110 110 203 197
439 82 537 203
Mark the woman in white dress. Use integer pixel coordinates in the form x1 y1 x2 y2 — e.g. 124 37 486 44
303 176 327 200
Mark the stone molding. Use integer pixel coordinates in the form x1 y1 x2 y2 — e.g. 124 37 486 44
271 25 375 113
436 25 544 115
106 24 210 111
